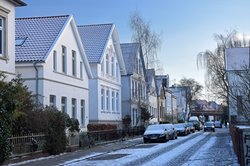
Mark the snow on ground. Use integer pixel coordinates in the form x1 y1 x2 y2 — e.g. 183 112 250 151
65 132 206 166
142 133 209 166
181 136 216 166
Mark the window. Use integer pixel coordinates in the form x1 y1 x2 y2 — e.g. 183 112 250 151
62 46 67 73
106 54 109 75
101 60 104 76
106 89 109 111
116 92 119 112
53 50 57 71
15 37 27 46
0 16 5 56
132 80 135 97
61 97 67 113
80 62 83 79
49 95 56 107
72 50 76 76
72 98 77 119
101 88 105 110
116 62 119 81
112 91 115 111
111 57 114 76
81 100 85 126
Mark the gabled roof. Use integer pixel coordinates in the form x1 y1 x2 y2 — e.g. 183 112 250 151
77 24 113 63
15 15 93 78
16 15 70 62
77 23 126 75
120 43 139 75
120 43 146 76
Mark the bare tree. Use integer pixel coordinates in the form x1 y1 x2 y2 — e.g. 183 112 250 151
197 30 250 102
129 11 161 70
178 77 203 118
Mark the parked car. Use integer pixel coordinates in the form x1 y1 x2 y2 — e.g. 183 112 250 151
174 123 189 136
187 122 195 133
143 124 170 143
214 121 222 128
188 120 202 131
161 124 178 140
204 122 215 132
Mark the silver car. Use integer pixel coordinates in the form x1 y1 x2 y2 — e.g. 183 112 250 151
143 124 170 143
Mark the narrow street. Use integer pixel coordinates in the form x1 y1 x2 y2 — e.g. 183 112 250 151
10 128 239 166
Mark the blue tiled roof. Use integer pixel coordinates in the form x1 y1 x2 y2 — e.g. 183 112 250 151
77 24 113 63
120 43 140 75
15 15 70 62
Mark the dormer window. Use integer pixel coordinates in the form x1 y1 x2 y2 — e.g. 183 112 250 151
15 37 27 46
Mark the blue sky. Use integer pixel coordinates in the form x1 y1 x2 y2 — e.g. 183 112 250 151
16 0 250 97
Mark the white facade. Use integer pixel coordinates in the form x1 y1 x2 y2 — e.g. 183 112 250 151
225 47 250 123
16 16 92 131
89 40 123 125
0 0 25 80
121 43 147 127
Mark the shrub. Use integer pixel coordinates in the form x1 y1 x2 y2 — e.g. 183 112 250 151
43 107 67 155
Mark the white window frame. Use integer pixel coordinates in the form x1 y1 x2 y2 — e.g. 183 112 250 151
106 54 109 76
72 98 77 119
62 46 67 73
81 99 85 126
53 50 57 71
80 61 83 79
61 96 67 113
116 92 119 112
0 16 5 57
72 50 76 76
112 91 115 112
106 89 109 111
49 95 56 107
101 88 105 111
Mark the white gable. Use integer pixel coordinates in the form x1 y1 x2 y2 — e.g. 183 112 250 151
226 47 249 71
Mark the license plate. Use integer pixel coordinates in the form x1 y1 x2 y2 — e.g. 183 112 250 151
151 137 157 139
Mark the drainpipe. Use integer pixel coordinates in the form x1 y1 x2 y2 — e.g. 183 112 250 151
33 61 39 107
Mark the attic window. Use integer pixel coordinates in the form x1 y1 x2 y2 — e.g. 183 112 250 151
15 37 27 46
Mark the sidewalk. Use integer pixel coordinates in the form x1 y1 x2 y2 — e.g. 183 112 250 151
6 137 143 166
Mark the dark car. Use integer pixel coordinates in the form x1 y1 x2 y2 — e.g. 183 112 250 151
204 122 215 132
174 123 188 136
187 122 195 133
189 120 201 131
143 124 169 143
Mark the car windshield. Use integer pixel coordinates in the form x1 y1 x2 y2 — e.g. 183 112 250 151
205 122 214 126
146 125 163 130
187 123 193 127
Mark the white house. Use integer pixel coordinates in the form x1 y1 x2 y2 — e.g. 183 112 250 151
171 94 177 123
0 0 26 81
225 47 250 123
120 43 147 127
146 69 158 124
155 75 168 123
78 24 126 126
15 15 93 131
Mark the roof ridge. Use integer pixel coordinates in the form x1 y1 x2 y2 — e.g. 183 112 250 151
77 23 114 27
16 14 70 20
